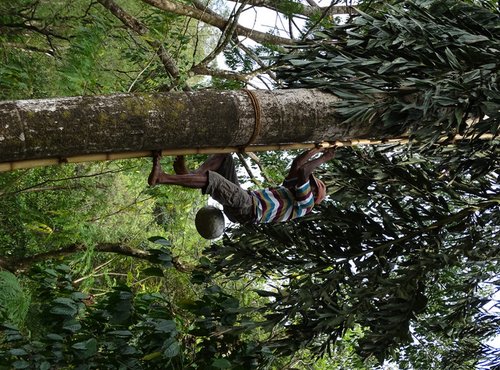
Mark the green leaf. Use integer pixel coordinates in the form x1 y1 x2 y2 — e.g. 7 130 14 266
12 360 30 369
142 267 165 277
163 340 180 358
70 292 88 301
108 330 133 337
50 304 78 317
456 34 489 44
142 351 161 361
212 358 232 369
63 319 82 333
72 338 98 359
154 319 176 333
148 236 172 246
8 348 28 356
46 333 64 341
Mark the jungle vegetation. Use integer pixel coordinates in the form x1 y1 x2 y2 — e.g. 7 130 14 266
0 0 499 369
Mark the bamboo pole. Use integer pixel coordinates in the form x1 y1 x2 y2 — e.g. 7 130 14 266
0 134 496 172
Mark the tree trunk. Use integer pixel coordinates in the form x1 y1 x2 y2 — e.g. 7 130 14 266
0 89 392 170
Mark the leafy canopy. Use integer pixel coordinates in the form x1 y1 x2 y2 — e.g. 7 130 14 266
277 0 499 142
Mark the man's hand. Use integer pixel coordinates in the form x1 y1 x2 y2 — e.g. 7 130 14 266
290 148 322 171
296 147 336 185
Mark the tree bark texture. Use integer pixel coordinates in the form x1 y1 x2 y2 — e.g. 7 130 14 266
0 89 388 166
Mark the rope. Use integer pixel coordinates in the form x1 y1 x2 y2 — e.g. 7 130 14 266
241 89 261 151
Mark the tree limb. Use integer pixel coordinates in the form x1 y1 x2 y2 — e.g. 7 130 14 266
190 64 273 82
97 0 180 80
232 38 278 82
190 0 247 72
237 153 262 186
242 0 352 18
141 0 296 46
0 243 191 274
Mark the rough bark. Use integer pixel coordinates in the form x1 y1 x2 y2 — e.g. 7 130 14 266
0 89 391 166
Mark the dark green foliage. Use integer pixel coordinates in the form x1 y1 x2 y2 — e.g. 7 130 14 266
0 272 30 327
0 164 115 256
0 264 276 369
206 140 499 366
1 0 499 368
0 0 204 99
240 4 500 363
277 0 500 141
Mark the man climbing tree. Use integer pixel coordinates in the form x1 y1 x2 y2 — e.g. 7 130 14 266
148 148 334 224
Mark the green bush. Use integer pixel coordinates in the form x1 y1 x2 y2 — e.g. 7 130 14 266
0 271 30 327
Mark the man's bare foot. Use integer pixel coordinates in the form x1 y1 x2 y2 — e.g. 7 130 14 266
173 155 189 175
148 152 163 186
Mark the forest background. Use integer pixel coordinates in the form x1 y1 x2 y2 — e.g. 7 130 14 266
0 0 499 369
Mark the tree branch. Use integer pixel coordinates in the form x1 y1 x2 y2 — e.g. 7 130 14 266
0 167 131 198
242 0 352 18
0 243 191 274
189 64 273 82
97 0 180 81
246 152 276 185
141 0 295 46
3 42 55 57
190 0 247 72
237 153 262 186
232 38 278 82
0 22 69 41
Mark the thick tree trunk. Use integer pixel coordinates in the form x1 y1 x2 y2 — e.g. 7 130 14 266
0 89 390 169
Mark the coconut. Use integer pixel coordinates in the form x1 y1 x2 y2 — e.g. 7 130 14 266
195 206 225 239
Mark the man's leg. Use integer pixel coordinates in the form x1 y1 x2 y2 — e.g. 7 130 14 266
173 154 229 175
148 153 208 188
148 153 236 188
173 156 189 175
193 154 230 174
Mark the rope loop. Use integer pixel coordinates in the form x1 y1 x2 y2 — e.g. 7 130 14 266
240 89 261 152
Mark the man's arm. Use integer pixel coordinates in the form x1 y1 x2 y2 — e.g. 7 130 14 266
287 148 336 186
284 148 322 182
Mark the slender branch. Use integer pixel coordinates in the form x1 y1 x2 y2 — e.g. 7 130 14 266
0 243 191 274
246 152 276 185
3 42 55 56
89 194 155 222
190 64 273 82
97 0 180 80
302 1 342 40
0 167 132 197
243 0 352 18
141 0 295 46
73 258 117 284
0 22 70 41
97 0 148 34
237 153 262 186
128 52 157 92
0 184 106 196
232 38 278 82
191 0 247 71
